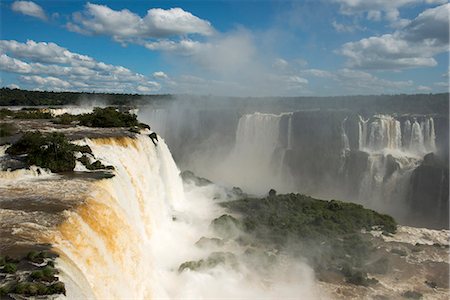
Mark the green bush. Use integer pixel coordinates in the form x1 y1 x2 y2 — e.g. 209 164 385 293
3 263 17 273
13 109 52 119
52 113 78 125
6 132 75 172
78 107 139 128
0 123 17 137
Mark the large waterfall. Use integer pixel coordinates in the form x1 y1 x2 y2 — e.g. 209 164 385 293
40 135 185 298
11 134 317 299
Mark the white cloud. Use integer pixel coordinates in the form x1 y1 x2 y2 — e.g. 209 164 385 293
434 81 449 87
333 0 447 22
300 69 334 78
273 58 289 70
20 75 71 89
137 82 161 93
338 4 449 70
416 85 432 91
332 21 363 33
334 68 413 92
144 39 205 55
0 39 162 93
153 71 168 79
67 3 214 43
7 83 20 89
11 1 47 21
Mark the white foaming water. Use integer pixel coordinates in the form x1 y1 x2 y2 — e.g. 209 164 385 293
49 107 96 116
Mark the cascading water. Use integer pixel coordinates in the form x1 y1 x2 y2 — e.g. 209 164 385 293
219 112 293 194
350 114 438 216
40 135 186 299
358 114 436 155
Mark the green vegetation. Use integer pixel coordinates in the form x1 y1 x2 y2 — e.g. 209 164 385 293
0 87 172 106
6 132 78 172
78 154 114 171
3 263 17 274
0 251 65 297
13 109 53 119
5 131 112 173
217 193 397 286
1 106 150 131
78 107 139 127
0 122 17 137
53 113 79 125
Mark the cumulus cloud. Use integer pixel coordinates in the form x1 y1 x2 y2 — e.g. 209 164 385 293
0 40 162 93
338 4 449 70
11 1 47 21
67 3 214 44
144 39 205 55
153 71 169 79
335 68 413 92
333 0 447 22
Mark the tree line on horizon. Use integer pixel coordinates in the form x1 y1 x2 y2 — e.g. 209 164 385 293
0 87 448 115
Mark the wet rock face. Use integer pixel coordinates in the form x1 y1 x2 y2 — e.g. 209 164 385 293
408 154 449 229
286 111 346 194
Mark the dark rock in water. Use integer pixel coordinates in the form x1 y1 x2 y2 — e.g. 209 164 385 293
178 252 237 272
402 290 423 299
268 189 277 197
425 280 437 289
228 187 246 199
149 132 158 146
384 154 400 182
195 237 225 248
180 170 212 186
210 214 242 239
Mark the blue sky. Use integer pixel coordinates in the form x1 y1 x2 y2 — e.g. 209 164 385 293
0 0 448 96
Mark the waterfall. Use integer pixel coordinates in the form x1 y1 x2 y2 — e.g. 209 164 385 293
358 115 436 156
41 135 186 299
287 115 293 150
353 114 438 218
363 115 402 152
358 116 368 150
219 112 293 194
410 120 425 154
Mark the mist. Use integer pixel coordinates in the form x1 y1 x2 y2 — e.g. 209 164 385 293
149 176 325 299
137 94 449 229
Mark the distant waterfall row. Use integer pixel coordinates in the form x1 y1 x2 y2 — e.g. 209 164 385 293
356 115 436 155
